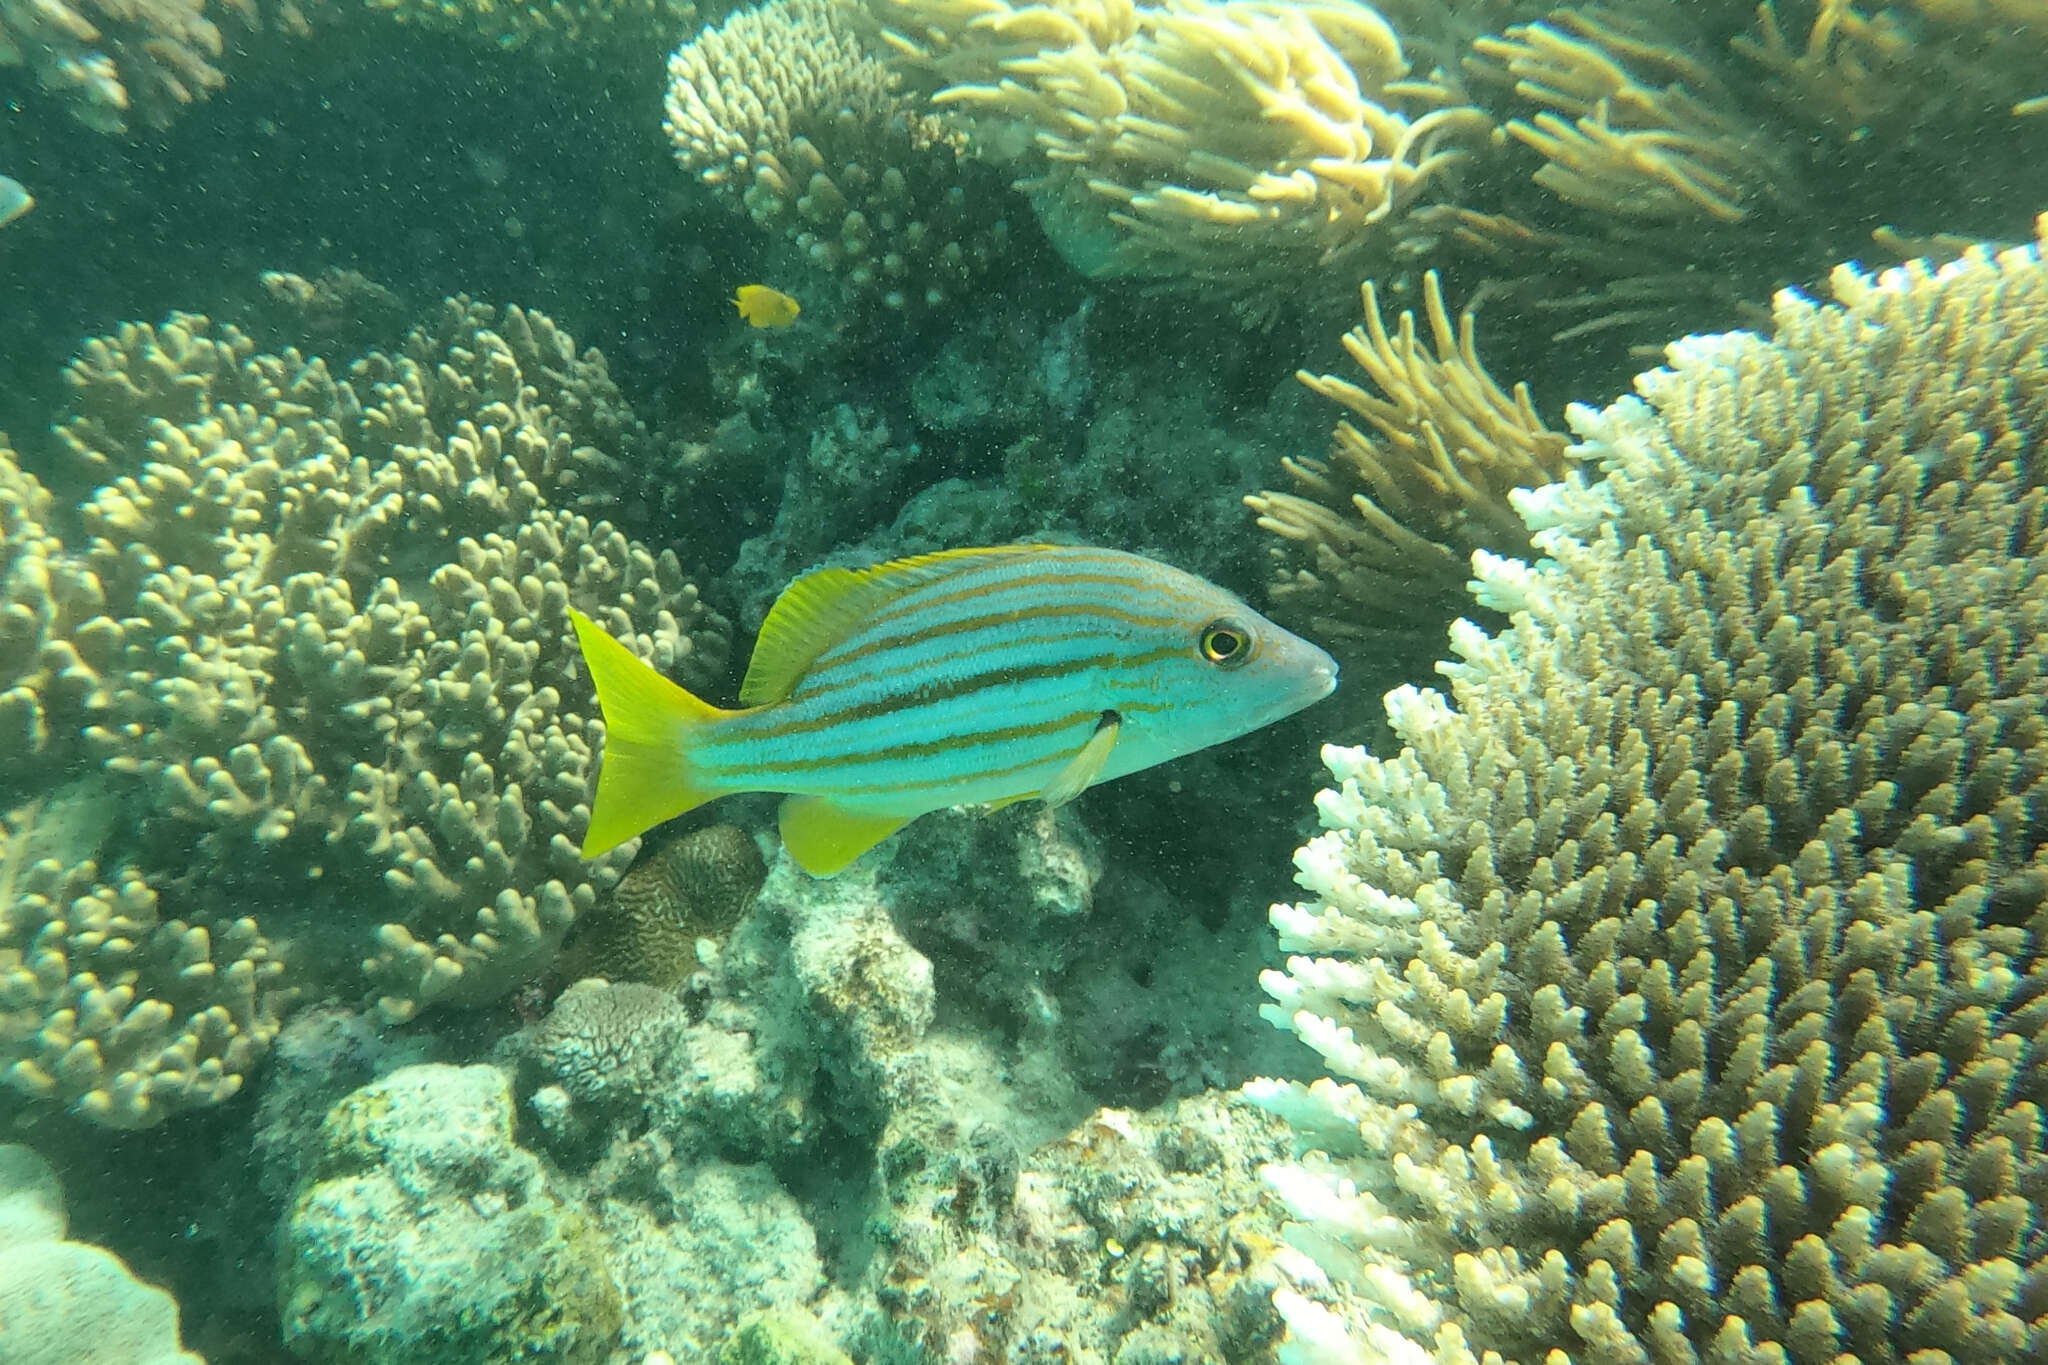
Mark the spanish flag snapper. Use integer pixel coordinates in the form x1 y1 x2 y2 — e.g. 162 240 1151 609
570 544 1338 877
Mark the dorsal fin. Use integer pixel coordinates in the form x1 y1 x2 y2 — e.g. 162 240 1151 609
738 545 1052 706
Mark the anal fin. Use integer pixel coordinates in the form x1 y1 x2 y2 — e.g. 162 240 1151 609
779 796 912 877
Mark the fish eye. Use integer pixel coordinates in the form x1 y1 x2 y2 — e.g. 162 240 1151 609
1199 620 1251 668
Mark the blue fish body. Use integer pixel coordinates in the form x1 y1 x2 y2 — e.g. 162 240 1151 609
572 544 1337 875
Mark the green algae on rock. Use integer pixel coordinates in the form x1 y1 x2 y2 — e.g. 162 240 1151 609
279 1064 624 1365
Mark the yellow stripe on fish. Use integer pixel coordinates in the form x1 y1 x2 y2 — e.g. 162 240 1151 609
571 544 1338 877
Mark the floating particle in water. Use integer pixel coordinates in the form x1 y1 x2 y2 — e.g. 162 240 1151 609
0 176 33 228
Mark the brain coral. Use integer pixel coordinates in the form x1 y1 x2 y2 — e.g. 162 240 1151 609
572 822 766 990
1248 223 2048 1363
3 298 730 1129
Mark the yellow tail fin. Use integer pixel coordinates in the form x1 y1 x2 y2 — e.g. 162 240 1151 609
569 609 730 857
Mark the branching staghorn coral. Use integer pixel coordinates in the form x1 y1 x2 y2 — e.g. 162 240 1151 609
1247 224 2048 1363
1738 0 2048 130
664 0 1015 314
5 302 729 1080
869 0 1494 299
1467 6 1800 226
1439 0 2047 355
1246 270 1570 646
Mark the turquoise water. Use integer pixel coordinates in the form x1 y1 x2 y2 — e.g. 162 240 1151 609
2 4 2045 1363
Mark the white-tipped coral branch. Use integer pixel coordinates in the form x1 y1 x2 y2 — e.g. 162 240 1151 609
1247 218 2048 1365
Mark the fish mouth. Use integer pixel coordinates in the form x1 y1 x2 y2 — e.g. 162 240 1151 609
1259 662 1339 727
1295 653 1338 705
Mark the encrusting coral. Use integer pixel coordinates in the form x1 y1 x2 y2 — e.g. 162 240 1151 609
2 297 731 1126
664 0 1015 314
869 0 1493 298
279 1064 624 1365
1247 222 2048 1362
1247 269 1572 648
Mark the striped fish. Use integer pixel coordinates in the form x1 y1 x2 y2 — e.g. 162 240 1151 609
570 544 1337 876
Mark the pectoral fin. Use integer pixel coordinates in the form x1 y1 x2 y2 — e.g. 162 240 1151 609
779 796 911 877
1040 710 1120 808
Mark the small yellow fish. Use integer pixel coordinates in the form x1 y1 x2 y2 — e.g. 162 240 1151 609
734 284 800 328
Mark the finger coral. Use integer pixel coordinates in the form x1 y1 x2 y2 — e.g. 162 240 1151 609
870 0 1493 301
664 0 1015 314
0 436 111 788
1246 269 1571 647
1443 0 2048 355
2 795 292 1127
363 0 700 59
0 0 234 132
1248 222 2048 1364
4 299 730 1121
